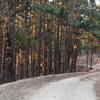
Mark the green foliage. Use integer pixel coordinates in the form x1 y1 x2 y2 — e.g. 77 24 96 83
59 0 69 4
90 0 96 7
15 33 39 47
31 36 39 47
15 33 26 42
35 4 68 19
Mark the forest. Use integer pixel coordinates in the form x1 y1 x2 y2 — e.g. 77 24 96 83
0 0 100 84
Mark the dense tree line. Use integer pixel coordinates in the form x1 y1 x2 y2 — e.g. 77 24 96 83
0 0 99 84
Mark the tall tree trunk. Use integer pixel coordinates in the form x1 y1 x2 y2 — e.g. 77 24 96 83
90 44 93 70
70 48 78 72
3 17 14 83
86 47 89 66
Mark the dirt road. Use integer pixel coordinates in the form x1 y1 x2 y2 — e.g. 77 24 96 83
0 64 100 100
